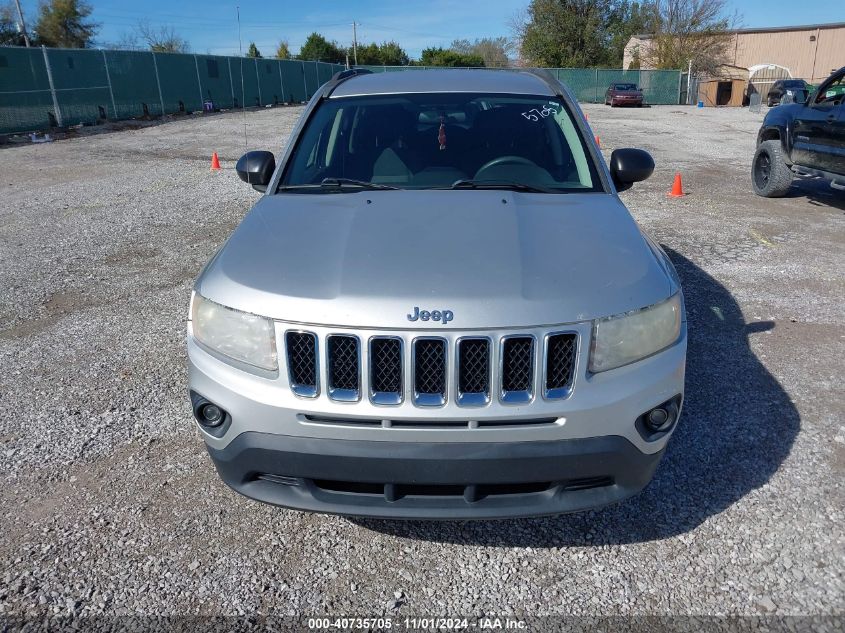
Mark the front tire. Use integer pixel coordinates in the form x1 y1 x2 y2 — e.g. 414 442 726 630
752 139 793 197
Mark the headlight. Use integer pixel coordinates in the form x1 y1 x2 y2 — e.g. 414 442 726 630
190 293 278 371
589 294 682 373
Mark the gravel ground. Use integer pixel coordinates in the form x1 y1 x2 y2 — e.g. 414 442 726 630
0 102 843 621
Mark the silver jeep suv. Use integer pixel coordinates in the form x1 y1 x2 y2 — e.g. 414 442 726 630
187 69 686 519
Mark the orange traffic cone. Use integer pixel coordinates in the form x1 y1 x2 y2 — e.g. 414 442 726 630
668 172 685 197
594 135 601 148
210 152 221 171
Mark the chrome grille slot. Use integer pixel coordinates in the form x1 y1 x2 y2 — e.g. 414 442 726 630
369 337 403 405
327 335 360 402
500 336 535 404
457 338 490 406
285 331 318 398
545 333 577 398
413 338 447 406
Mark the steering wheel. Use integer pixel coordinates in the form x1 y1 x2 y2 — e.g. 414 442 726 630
476 156 537 175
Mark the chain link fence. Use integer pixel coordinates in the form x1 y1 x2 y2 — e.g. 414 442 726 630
0 46 345 134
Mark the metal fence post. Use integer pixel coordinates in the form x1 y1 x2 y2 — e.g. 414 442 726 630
41 45 63 127
302 61 307 100
278 60 285 102
594 68 598 103
255 58 262 105
194 54 204 109
151 52 165 115
227 57 235 108
677 70 683 105
101 49 117 119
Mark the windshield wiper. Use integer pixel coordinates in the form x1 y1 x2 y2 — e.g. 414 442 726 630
320 178 398 190
449 179 556 193
275 178 399 192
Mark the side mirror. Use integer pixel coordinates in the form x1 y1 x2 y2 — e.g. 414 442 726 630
609 148 654 192
235 151 275 192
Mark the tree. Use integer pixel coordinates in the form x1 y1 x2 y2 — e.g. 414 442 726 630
356 40 410 66
1 2 27 46
298 32 344 63
643 0 737 73
246 42 261 58
136 22 189 53
451 37 514 67
518 0 618 67
34 0 98 48
356 42 381 65
275 40 291 59
606 1 657 66
419 47 484 67
377 41 409 66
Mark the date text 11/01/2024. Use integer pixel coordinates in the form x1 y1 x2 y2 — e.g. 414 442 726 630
307 617 528 629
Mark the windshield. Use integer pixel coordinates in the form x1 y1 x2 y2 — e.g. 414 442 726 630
613 84 637 90
278 92 601 193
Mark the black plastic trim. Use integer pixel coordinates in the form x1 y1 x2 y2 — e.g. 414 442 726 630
205 432 665 519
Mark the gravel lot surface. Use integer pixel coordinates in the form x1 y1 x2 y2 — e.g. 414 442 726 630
0 102 843 620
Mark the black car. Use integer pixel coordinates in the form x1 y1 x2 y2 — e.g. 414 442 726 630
752 67 845 197
766 79 809 107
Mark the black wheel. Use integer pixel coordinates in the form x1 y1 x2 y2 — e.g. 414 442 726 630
752 140 793 197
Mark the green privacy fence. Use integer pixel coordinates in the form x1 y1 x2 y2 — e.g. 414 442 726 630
355 65 683 105
1 49 683 135
0 45 345 134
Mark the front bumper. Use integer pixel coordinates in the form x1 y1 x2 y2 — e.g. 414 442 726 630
612 97 643 106
207 432 665 519
188 320 686 518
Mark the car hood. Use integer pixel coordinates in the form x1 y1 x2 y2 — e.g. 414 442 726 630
196 190 676 329
612 90 641 96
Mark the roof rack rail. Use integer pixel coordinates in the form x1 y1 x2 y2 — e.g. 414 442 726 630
321 68 373 98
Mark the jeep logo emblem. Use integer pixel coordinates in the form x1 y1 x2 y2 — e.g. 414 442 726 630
407 306 454 324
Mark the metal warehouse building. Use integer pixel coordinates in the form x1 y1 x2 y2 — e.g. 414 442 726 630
625 21 845 105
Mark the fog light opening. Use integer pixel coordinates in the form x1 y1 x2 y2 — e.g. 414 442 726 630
636 395 682 441
199 403 225 427
646 407 671 432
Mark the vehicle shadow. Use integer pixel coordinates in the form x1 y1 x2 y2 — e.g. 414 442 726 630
350 249 800 545
787 177 845 211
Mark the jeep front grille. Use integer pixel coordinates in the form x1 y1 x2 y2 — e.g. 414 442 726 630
457 338 490 406
283 328 578 407
327 335 360 401
369 337 403 405
413 338 447 406
501 336 535 403
545 333 577 398
285 331 318 397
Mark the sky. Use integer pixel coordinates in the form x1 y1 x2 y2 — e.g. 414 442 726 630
16 0 845 59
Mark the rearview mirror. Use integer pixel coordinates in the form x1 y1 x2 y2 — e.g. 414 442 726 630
235 151 275 192
609 148 654 192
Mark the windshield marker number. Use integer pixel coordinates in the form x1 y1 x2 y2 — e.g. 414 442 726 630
521 105 558 122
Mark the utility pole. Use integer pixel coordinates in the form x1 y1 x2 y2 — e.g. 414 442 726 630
14 0 30 47
351 22 358 66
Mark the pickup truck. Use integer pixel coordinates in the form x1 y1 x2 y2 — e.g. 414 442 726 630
752 66 845 197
